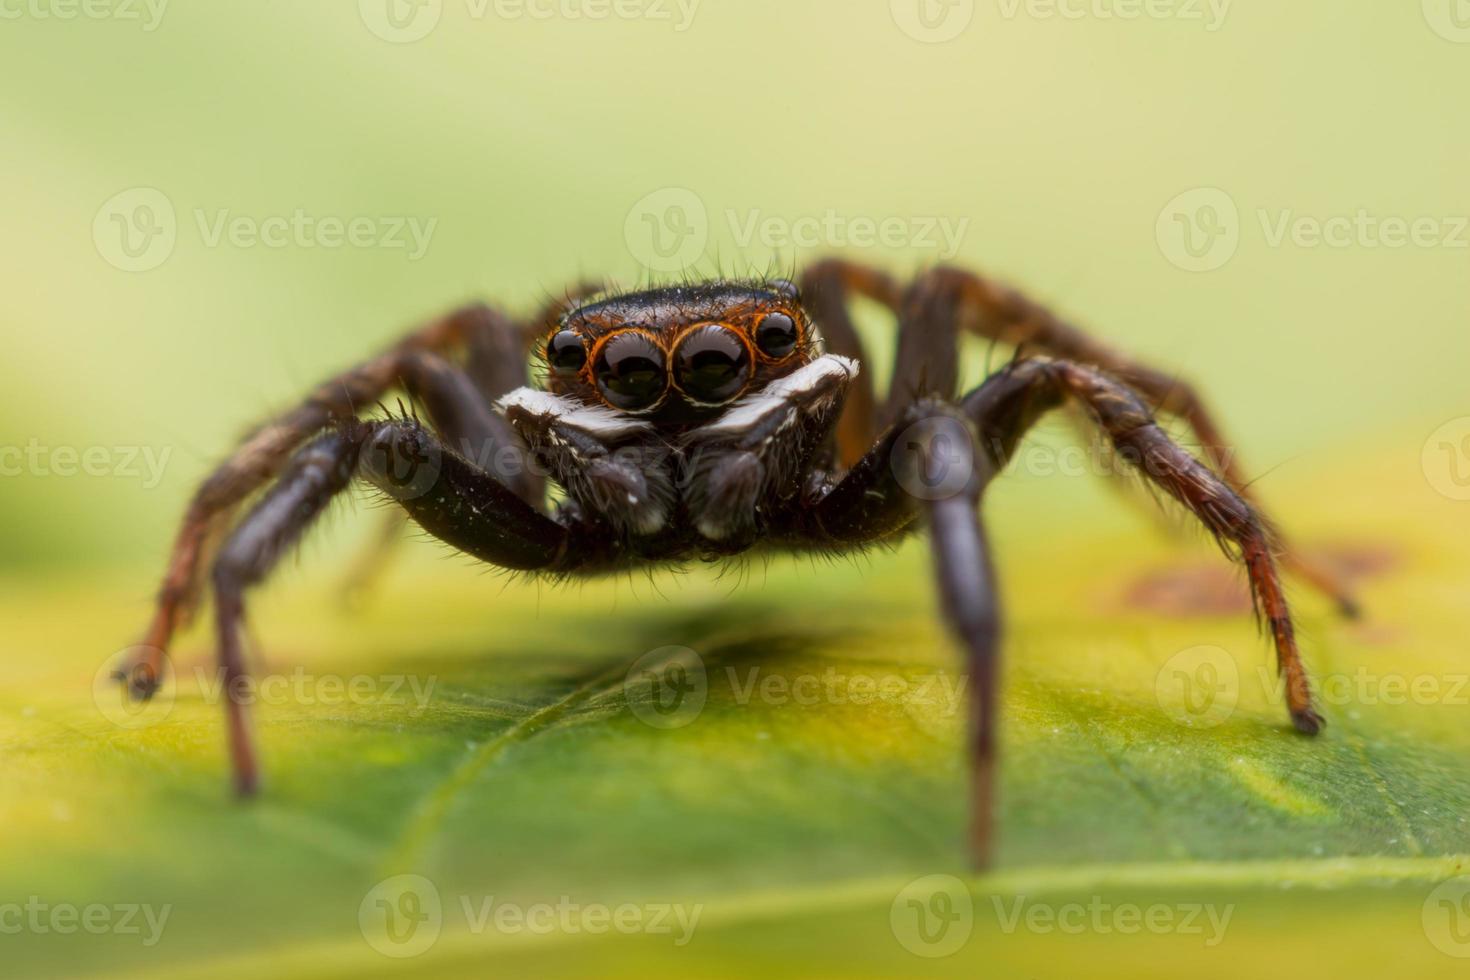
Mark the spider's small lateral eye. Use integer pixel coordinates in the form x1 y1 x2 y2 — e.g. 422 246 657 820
594 332 667 410
768 278 800 300
754 312 799 359
674 325 752 404
546 330 587 375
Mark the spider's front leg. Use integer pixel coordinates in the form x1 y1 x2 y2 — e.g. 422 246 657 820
209 417 579 795
787 398 1001 868
126 302 546 700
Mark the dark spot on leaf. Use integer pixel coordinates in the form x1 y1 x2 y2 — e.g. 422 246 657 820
1123 562 1252 616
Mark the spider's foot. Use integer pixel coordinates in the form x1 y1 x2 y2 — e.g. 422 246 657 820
233 766 261 799
1291 706 1326 735
112 657 162 702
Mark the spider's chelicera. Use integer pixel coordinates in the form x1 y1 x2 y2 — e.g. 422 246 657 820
120 261 1359 866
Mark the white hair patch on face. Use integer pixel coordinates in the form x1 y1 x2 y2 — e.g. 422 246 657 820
704 355 858 435
496 388 652 438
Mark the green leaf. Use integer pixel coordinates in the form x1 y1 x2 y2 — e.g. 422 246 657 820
3 450 1468 978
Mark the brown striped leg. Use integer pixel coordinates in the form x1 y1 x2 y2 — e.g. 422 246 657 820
798 260 901 467
807 258 1358 617
963 356 1324 733
939 263 1356 616
126 302 523 700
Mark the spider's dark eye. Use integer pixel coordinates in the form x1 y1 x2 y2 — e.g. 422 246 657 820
755 312 799 359
674 325 752 404
594 332 667 410
546 330 587 375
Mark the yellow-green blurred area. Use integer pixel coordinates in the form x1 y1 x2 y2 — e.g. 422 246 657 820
3 3 1470 978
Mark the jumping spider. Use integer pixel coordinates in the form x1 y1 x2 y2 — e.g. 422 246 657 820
122 260 1356 866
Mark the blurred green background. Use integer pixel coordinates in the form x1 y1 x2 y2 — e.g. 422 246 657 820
3 2 1470 978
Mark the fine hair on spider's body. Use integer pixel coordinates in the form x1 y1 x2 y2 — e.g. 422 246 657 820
121 261 1358 867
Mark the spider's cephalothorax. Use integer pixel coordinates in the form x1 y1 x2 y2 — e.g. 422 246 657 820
539 279 816 420
499 280 857 553
123 261 1359 868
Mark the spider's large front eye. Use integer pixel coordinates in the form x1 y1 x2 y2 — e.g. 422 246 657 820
755 311 799 359
674 325 752 404
546 330 587 375
594 332 667 410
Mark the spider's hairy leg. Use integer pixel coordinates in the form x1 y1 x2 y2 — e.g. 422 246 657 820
210 417 575 795
793 361 1325 866
126 303 525 700
964 356 1325 734
788 398 1001 868
340 330 546 601
797 260 901 467
805 258 1358 618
